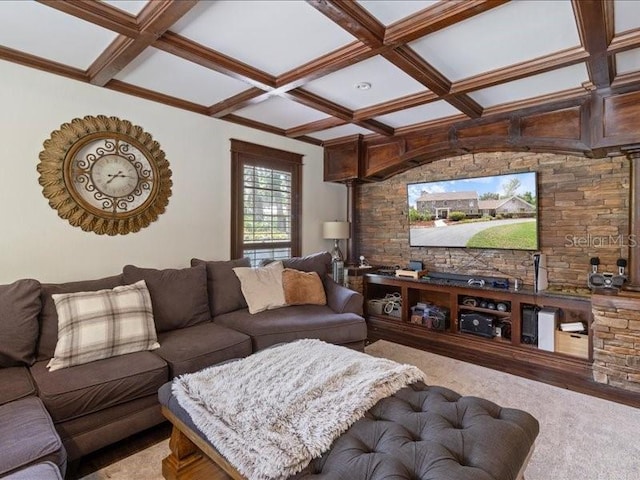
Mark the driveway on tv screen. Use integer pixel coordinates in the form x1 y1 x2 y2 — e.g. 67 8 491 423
410 217 536 248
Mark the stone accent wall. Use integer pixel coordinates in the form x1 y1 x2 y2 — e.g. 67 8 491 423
592 296 640 393
357 153 629 289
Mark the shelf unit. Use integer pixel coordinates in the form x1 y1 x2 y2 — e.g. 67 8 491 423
364 273 593 381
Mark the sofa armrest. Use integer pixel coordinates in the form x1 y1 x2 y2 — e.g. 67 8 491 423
324 278 363 315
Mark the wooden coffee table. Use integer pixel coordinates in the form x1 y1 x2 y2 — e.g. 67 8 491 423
161 406 245 480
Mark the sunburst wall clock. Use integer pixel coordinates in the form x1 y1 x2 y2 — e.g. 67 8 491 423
37 115 172 235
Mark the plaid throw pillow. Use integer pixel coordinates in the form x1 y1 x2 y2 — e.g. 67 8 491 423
47 280 160 371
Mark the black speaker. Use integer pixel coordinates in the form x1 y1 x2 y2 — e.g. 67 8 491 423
522 306 538 345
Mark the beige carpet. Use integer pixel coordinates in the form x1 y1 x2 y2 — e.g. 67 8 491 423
80 340 640 480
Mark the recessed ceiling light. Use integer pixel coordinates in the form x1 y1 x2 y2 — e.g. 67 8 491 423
354 82 372 90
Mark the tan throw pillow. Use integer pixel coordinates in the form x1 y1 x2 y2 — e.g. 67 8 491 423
47 280 159 371
233 261 287 314
282 268 327 306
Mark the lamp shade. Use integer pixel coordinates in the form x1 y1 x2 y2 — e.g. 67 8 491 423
323 221 350 240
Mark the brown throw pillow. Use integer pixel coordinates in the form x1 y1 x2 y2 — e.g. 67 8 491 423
282 268 326 306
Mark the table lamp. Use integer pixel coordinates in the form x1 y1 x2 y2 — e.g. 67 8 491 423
323 221 350 284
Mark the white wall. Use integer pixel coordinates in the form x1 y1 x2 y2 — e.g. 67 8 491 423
0 60 347 283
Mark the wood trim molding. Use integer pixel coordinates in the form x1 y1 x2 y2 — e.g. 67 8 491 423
88 1 198 86
155 32 276 91
0 45 87 82
384 0 510 45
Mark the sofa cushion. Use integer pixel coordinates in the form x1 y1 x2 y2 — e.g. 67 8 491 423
123 264 211 332
214 305 367 350
191 257 250 316
262 251 332 277
0 367 35 406
155 322 252 377
0 279 41 367
1 461 63 480
38 274 125 362
30 351 168 423
0 396 66 477
233 261 287 314
282 268 326 306
47 281 159 371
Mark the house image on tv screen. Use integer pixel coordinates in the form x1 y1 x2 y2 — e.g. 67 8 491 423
415 191 536 219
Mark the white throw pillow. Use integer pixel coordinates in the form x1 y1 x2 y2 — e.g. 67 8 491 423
233 261 287 314
47 280 160 371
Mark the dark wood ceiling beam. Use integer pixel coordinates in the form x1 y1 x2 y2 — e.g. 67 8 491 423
572 0 614 88
0 45 87 82
222 113 323 145
105 79 209 115
354 118 394 136
88 35 152 86
154 32 276 91
286 118 346 138
384 46 483 118
136 0 197 36
482 86 589 117
208 88 271 117
275 41 386 91
37 0 139 37
87 1 198 86
608 28 640 54
282 88 353 122
353 91 439 121
306 0 385 47
385 0 510 45
305 0 483 124
611 71 640 90
282 89 393 136
452 47 590 94
222 113 286 136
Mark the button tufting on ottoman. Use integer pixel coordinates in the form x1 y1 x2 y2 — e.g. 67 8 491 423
296 382 539 480
159 381 539 480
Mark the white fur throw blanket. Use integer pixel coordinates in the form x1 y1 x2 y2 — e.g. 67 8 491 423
172 339 425 480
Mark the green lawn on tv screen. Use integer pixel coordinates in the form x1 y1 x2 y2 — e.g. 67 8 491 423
466 221 537 249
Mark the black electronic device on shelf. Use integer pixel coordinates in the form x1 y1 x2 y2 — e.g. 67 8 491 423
459 312 496 338
423 271 510 289
521 305 539 345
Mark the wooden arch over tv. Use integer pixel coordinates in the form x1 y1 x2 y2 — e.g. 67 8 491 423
322 87 640 289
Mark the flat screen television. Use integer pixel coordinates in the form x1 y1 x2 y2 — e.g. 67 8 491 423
407 171 538 250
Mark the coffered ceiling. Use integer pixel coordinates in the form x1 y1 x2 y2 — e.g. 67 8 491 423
1 0 640 146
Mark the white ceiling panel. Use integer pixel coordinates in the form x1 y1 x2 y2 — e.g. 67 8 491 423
304 56 427 111
410 1 580 82
374 101 462 128
357 1 438 26
115 47 250 106
234 96 330 129
101 1 149 16
0 1 118 70
468 63 589 109
616 48 640 76
311 124 374 142
614 0 640 34
170 1 356 76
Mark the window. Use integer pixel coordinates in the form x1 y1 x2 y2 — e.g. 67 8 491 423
230 140 302 266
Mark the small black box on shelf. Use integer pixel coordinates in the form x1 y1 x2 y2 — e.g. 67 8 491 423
459 312 495 338
521 306 539 345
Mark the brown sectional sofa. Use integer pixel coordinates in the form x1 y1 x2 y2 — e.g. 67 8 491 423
0 252 366 477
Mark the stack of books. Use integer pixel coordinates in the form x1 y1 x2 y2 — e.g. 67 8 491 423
559 322 586 332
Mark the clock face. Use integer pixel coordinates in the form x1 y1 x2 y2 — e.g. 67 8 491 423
69 137 156 217
38 115 172 235
91 154 140 198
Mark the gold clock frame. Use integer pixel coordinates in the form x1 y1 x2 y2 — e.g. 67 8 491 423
38 115 172 235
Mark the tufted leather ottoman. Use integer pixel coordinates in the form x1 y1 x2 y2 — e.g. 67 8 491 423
159 381 538 480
